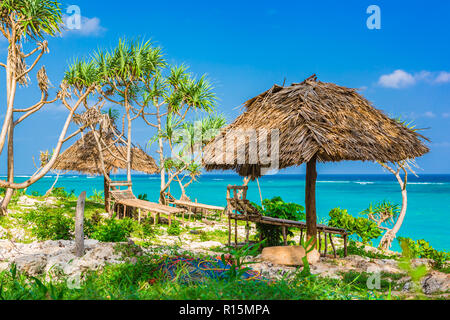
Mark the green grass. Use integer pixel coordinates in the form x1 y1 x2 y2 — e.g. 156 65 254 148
0 255 386 300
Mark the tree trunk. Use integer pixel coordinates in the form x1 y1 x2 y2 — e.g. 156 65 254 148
0 122 15 215
157 108 165 204
126 108 132 187
378 170 408 250
305 155 318 247
44 172 60 197
104 173 111 214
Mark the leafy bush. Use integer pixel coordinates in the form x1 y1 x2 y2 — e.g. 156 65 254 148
89 189 104 203
328 208 382 244
397 237 449 270
91 218 135 242
167 222 182 236
137 193 148 201
31 191 42 197
253 197 305 247
22 207 74 240
50 187 76 199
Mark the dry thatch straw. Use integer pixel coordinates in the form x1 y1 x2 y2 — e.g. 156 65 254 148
204 75 430 177
53 130 158 175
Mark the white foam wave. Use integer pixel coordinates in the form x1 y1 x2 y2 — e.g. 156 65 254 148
318 181 351 183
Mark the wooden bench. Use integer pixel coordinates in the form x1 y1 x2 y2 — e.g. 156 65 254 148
167 198 225 223
109 183 184 226
226 185 348 257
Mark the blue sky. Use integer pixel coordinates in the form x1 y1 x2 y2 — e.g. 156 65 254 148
1 0 449 175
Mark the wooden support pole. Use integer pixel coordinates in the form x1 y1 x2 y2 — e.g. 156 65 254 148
300 229 303 245
245 219 250 243
282 226 287 246
305 155 318 247
329 233 337 258
104 174 110 214
324 232 328 256
228 216 231 246
318 231 321 254
75 191 86 257
343 234 348 257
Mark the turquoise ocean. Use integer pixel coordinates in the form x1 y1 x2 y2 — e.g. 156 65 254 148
7 173 450 252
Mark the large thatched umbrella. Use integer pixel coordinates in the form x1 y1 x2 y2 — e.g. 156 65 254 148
53 130 158 211
203 75 429 244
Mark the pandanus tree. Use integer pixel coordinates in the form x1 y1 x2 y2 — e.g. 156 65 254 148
0 0 96 215
155 114 226 201
91 39 166 188
92 39 216 202
141 65 217 203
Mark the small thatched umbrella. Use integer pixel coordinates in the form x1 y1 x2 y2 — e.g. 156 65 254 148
53 131 158 211
203 75 429 244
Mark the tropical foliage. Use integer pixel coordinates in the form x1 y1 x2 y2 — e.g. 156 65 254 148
328 208 382 244
254 197 305 247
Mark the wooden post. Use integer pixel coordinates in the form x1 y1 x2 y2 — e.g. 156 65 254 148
245 218 250 243
75 191 86 257
343 234 348 257
104 174 110 214
305 155 318 247
329 233 337 258
282 226 287 246
324 231 328 256
318 231 322 254
228 216 231 246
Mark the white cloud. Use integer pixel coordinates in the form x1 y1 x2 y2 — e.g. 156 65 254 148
378 69 450 88
61 15 106 37
423 111 436 118
402 111 438 120
443 112 450 118
378 70 416 88
435 71 450 83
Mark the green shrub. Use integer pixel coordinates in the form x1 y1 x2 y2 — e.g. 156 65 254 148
167 222 182 236
253 197 305 247
23 208 74 240
91 218 135 242
328 208 382 244
397 237 449 270
89 189 104 203
50 187 76 199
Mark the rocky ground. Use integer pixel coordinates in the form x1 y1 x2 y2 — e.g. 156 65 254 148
0 236 448 297
0 195 448 298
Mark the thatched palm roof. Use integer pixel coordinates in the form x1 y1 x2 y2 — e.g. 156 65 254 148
53 131 158 175
204 75 429 177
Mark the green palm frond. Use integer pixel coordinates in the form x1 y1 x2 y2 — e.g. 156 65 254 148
1 0 62 40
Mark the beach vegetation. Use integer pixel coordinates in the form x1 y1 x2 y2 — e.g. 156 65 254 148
328 208 382 244
253 197 305 247
398 237 449 271
91 218 135 242
155 113 226 201
0 253 386 300
18 207 74 241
